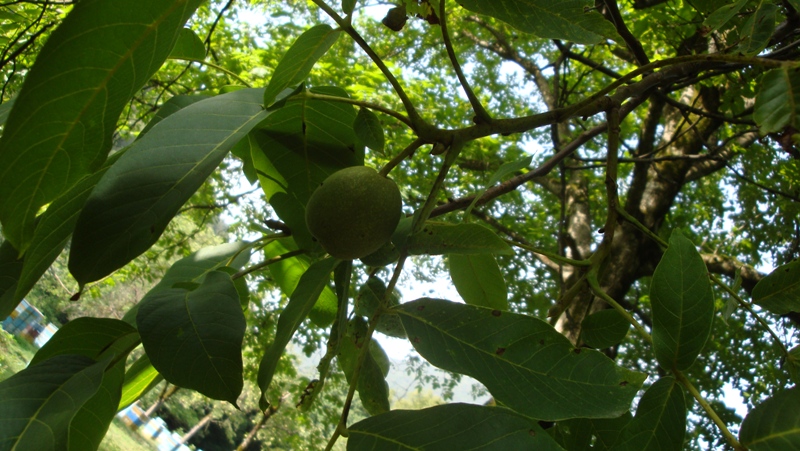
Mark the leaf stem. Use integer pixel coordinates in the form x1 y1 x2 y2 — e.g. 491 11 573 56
710 273 788 359
231 249 305 279
438 0 491 124
508 240 591 267
176 58 253 87
587 273 652 345
673 370 746 451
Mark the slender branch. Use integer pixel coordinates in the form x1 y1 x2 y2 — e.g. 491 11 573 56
439 0 491 123
726 162 800 203
174 58 253 87
601 0 650 66
302 90 412 128
310 0 424 128
380 137 424 176
673 371 746 451
508 240 591 268
231 249 305 279
587 274 652 344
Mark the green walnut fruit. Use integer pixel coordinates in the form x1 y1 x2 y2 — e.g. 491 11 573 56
305 166 402 259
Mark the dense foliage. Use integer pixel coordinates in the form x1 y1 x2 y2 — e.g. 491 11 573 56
1 0 800 450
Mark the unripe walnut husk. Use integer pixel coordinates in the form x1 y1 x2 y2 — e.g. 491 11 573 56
305 166 402 259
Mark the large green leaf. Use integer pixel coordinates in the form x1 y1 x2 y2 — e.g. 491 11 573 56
0 354 109 451
257 257 338 410
752 259 800 315
252 86 362 251
448 253 508 310
592 413 633 450
456 0 621 44
137 270 246 404
396 298 646 420
581 309 631 349
168 27 206 60
353 107 385 154
754 67 800 135
337 318 390 416
30 317 139 366
609 376 686 451
0 239 24 319
262 239 338 327
703 0 748 31
0 0 204 251
347 403 564 450
0 98 14 126
263 25 342 106
406 222 514 256
650 229 714 371
138 94 211 137
737 3 778 56
740 387 800 450
67 362 125 451
118 353 162 410
69 88 269 285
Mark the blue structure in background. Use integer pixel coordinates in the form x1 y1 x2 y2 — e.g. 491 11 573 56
2 299 57 348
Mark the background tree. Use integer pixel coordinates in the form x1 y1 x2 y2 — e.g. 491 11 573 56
1 0 800 450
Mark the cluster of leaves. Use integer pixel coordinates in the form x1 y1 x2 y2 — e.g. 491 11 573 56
1 0 800 450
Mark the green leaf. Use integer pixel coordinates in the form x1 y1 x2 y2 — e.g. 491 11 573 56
355 276 405 338
396 298 646 420
553 418 593 450
609 376 686 451
68 361 125 451
0 354 110 451
703 0 748 31
263 25 342 106
455 0 621 44
347 403 564 450
0 97 14 126
263 239 338 327
342 0 357 15
30 317 139 366
406 222 514 255
740 387 800 450
754 68 800 135
787 345 800 385
752 259 800 315
465 155 532 218
14 151 124 305
230 133 259 184
258 257 338 410
119 353 163 410
338 318 391 416
252 86 362 250
591 413 633 450
737 3 778 56
650 229 714 371
139 94 211 137
353 107 385 154
448 253 508 310
137 270 246 404
0 239 24 319
0 0 204 251
69 88 268 285
168 27 206 60
581 309 631 349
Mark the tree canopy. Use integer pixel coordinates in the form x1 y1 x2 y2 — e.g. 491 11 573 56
1 0 800 449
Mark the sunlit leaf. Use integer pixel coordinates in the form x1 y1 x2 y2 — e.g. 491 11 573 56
137 270 246 404
407 222 513 255
754 68 800 135
347 403 564 450
118 353 162 410
650 229 714 371
0 0 204 251
456 0 621 44
740 387 800 450
69 88 268 285
396 298 646 420
168 27 206 60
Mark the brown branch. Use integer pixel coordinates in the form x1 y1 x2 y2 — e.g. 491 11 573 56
703 254 763 294
601 0 650 66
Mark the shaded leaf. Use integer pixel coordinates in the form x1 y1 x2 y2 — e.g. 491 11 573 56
353 107 385 154
137 270 246 404
609 376 686 451
69 88 268 285
0 239 23 319
342 0 357 15
581 309 630 349
119 353 162 410
650 229 714 371
752 259 800 315
407 222 513 255
740 387 800 450
252 86 362 251
591 413 633 450
258 257 338 410
552 418 593 450
703 0 748 31
737 3 778 56
263 25 342 106
0 355 109 450
338 318 390 416
347 403 564 450
354 276 405 338
0 97 14 126
754 67 800 135
465 155 532 218
139 94 211 137
787 345 800 385
456 0 621 44
30 317 139 366
263 238 338 327
68 362 125 451
168 27 206 60
448 253 508 310
0 0 203 251
396 298 646 420
230 133 259 184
